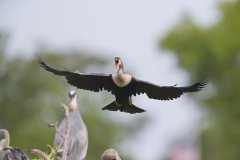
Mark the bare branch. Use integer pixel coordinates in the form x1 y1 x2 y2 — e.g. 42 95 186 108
31 149 50 160
48 122 58 129
48 122 64 140
61 103 70 160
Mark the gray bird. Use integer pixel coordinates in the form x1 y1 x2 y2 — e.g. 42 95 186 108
0 129 29 160
54 90 88 160
37 55 207 114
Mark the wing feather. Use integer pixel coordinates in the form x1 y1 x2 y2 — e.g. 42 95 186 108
132 78 207 100
36 55 114 92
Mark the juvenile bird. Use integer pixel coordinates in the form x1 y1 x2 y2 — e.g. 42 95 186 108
0 129 29 160
101 148 122 160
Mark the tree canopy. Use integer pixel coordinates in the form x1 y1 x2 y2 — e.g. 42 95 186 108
161 1 240 159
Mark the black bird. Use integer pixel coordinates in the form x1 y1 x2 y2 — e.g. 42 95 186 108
37 55 207 114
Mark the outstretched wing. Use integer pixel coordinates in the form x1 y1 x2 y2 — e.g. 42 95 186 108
36 55 114 92
131 78 207 100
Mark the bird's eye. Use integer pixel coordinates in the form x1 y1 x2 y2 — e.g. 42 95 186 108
115 59 119 65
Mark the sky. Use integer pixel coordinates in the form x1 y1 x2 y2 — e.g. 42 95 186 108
0 0 219 159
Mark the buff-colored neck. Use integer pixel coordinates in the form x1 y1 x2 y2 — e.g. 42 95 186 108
112 59 132 87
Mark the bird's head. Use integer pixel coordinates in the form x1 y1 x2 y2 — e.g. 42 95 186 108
68 90 76 100
114 57 123 70
101 148 122 160
68 90 79 112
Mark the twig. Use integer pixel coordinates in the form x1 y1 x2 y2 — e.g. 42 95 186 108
31 149 50 160
48 122 58 129
61 103 70 160
48 122 64 139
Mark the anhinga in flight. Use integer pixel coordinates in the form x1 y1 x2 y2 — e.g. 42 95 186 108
37 55 207 114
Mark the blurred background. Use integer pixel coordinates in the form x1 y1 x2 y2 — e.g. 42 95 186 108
0 0 239 159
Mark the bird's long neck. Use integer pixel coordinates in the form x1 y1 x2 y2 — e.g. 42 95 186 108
69 96 79 112
117 67 123 75
0 129 10 148
116 62 124 77
115 67 124 83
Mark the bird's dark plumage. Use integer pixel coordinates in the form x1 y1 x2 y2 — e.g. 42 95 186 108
0 147 29 160
36 54 114 92
102 101 145 114
36 54 207 114
0 129 29 160
131 78 208 100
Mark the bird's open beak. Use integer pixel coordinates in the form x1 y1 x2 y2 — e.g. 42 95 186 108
115 59 119 65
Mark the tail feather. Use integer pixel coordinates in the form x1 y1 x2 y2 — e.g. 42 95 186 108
102 101 119 111
102 101 145 114
123 104 145 114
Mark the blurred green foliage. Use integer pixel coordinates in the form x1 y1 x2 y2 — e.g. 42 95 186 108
32 145 57 160
160 0 240 160
0 34 145 160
